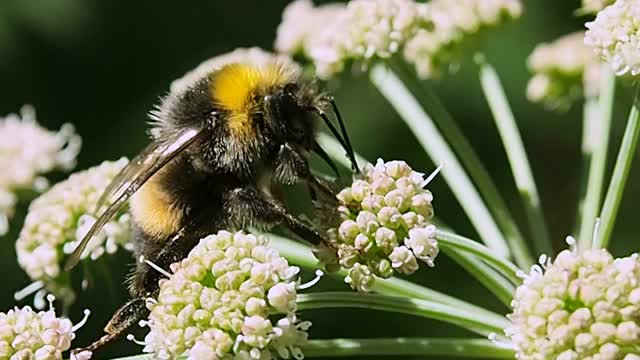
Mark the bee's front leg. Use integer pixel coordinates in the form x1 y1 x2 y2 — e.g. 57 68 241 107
274 143 335 199
225 186 325 245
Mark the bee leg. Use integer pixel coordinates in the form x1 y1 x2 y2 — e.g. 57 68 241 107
275 143 335 198
226 187 325 245
71 298 148 354
74 223 209 355
137 227 204 292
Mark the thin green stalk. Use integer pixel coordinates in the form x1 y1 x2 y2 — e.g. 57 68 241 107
596 86 640 249
478 60 551 256
297 292 509 335
435 230 521 285
390 61 532 269
575 95 601 242
444 248 515 306
303 338 514 358
370 64 510 258
109 338 515 360
266 233 505 327
579 68 616 249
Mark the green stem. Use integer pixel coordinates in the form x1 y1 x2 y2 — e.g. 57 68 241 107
596 85 640 249
297 292 509 335
266 233 505 326
478 59 551 256
443 248 515 306
575 95 601 245
370 64 510 258
390 61 532 269
435 230 521 285
302 338 515 358
109 338 515 360
579 68 616 249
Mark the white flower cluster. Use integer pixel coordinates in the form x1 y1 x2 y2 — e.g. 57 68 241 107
275 0 345 57
0 106 81 236
169 47 301 95
322 159 438 292
581 0 615 14
526 32 602 109
275 0 522 79
277 0 426 78
16 159 131 301
508 245 640 360
0 296 91 360
404 0 522 79
144 230 310 360
585 0 640 76
278 0 425 78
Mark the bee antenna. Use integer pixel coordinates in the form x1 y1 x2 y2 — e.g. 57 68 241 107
329 99 360 174
312 141 340 177
313 106 360 174
313 109 349 161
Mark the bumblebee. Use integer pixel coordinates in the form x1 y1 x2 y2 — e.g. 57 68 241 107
65 56 359 354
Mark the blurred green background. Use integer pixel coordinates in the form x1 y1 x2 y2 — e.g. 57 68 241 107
0 0 636 359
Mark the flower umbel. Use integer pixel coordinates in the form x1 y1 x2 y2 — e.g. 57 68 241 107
0 106 81 236
508 242 640 359
143 230 310 360
322 159 438 292
274 0 345 57
403 0 522 79
15 159 131 305
0 295 91 360
277 0 427 79
585 0 640 76
526 32 602 109
275 0 522 80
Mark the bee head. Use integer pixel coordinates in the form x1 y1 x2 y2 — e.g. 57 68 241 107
263 82 318 148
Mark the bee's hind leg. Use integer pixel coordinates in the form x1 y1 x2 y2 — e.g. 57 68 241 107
71 297 148 354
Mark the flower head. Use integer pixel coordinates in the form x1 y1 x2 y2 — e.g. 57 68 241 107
0 295 91 360
585 0 640 76
16 159 131 304
277 0 427 78
403 0 522 79
508 244 640 359
0 106 81 236
143 230 310 360
275 0 522 79
275 0 345 56
526 32 602 109
321 159 438 291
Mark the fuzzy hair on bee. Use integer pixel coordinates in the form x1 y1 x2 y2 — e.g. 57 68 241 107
66 54 359 356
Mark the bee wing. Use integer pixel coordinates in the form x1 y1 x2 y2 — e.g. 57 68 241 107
64 127 205 271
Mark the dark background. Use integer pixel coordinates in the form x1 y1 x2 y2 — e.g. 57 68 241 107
0 1 636 359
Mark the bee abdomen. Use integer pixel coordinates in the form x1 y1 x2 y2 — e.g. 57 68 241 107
130 178 184 240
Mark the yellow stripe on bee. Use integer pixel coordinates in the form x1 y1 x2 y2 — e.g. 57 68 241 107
130 175 183 239
210 63 292 135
